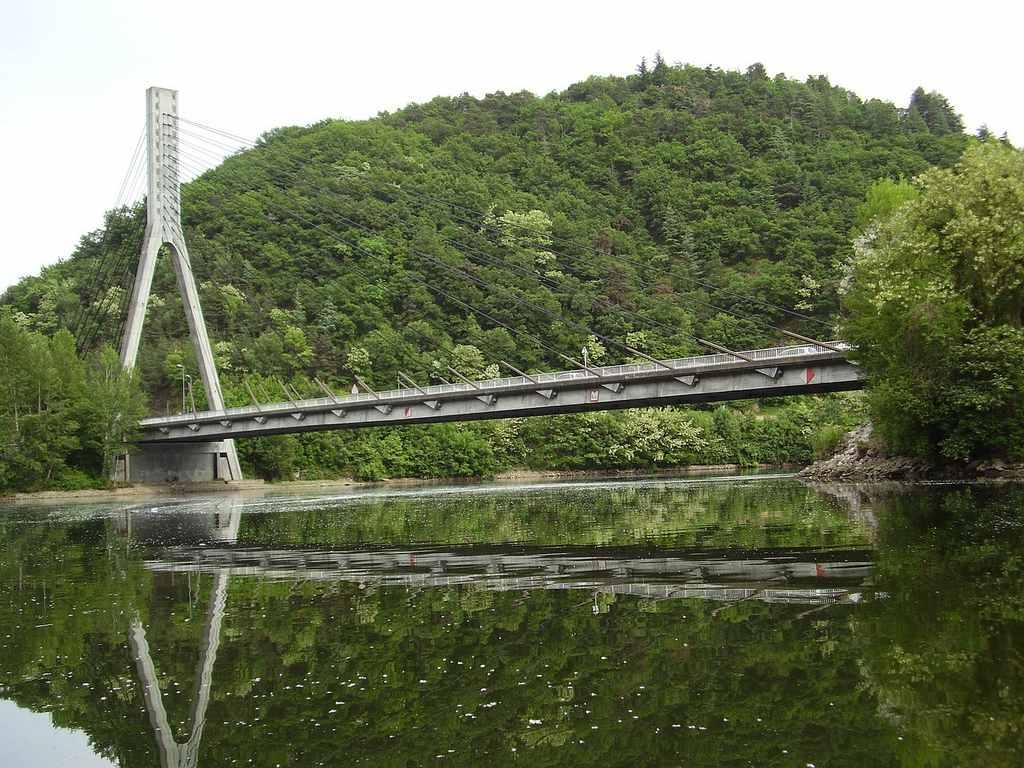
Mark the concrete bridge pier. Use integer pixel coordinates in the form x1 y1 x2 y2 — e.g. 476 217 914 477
114 441 241 484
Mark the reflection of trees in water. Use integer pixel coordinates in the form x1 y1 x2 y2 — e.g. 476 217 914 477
854 486 1024 767
1 484 1022 766
235 480 873 551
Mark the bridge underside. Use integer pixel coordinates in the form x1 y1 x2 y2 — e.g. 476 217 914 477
137 353 863 461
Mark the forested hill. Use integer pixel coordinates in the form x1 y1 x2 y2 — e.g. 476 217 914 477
3 62 968 414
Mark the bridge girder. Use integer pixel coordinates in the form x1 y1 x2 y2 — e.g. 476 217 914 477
139 349 863 444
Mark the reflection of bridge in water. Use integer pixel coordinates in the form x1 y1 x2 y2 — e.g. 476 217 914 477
121 500 874 766
146 543 874 609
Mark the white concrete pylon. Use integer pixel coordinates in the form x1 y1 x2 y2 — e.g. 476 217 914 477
119 87 242 480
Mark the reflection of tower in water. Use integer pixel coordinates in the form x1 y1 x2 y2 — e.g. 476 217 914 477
114 497 243 546
123 500 241 768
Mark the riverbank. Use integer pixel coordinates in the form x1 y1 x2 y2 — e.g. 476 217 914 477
494 463 797 481
800 424 1024 481
1 463 797 504
0 479 269 504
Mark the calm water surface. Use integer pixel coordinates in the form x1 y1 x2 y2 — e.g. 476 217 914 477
0 476 1021 767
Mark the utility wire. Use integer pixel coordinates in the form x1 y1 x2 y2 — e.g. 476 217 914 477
71 125 147 345
173 143 836 368
76 213 147 353
115 124 146 207
71 209 139 347
69 223 117 340
170 151 587 370
162 115 257 146
375 177 833 328
181 135 679 339
373 178 833 330
273 160 819 346
113 217 149 351
166 154 481 380
172 146 683 362
173 135 842 385
83 206 146 350
173 140 831 358
168 114 830 329
170 124 834 346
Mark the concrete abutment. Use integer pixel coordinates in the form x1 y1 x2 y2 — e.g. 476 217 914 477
114 441 241 484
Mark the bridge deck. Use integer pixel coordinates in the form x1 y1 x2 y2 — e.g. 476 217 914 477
139 343 862 443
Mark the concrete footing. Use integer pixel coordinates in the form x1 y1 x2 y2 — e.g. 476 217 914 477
114 441 242 484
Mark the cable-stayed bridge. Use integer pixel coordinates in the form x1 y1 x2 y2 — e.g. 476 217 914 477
74 87 864 483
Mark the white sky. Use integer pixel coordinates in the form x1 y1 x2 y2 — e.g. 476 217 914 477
0 699 114 767
1 0 1021 292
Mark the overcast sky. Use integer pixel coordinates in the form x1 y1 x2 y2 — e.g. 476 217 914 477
1 0 1021 291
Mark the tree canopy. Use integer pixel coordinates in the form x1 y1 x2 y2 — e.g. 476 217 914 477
0 314 146 492
842 142 1024 462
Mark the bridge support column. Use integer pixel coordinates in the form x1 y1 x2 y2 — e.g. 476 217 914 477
116 442 241 484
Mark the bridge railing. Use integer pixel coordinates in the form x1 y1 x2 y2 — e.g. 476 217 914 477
141 342 849 425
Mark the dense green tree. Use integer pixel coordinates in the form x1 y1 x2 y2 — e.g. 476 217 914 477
0 316 146 491
843 142 1024 461
907 86 964 135
5 63 970 402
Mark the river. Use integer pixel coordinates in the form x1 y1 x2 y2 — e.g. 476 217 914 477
0 475 1021 766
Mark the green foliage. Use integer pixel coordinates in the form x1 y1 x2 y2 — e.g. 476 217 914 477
0 316 147 492
231 393 861 482
906 86 965 136
843 143 1024 461
811 423 847 459
853 177 919 230
3 64 969 402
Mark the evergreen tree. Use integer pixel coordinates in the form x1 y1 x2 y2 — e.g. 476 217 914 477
907 86 964 135
651 51 669 84
661 206 704 284
636 56 649 85
745 62 768 80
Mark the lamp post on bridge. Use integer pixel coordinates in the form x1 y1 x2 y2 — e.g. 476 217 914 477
175 364 194 415
176 364 186 415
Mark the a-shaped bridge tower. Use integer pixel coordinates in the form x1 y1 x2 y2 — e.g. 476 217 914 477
114 87 242 483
